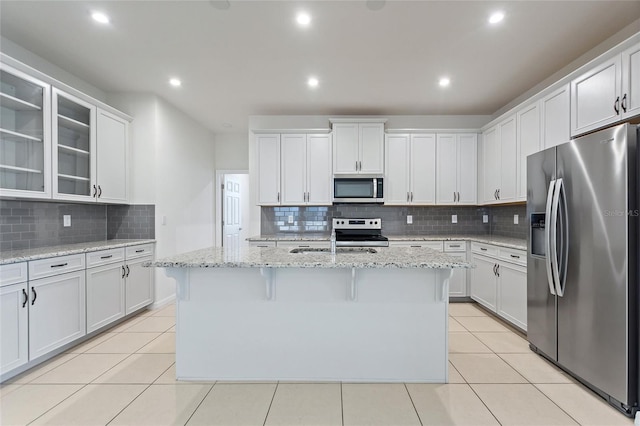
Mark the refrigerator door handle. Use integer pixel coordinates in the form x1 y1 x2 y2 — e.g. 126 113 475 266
545 179 557 295
556 179 569 297
550 178 563 297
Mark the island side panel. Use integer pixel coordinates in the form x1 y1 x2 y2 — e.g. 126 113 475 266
175 267 449 382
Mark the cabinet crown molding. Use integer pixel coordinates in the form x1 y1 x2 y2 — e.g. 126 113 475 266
329 118 388 124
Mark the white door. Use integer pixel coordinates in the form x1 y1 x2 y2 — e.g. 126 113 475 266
0 282 28 374
447 252 468 297
498 115 517 202
256 134 280 205
571 56 621 136
384 134 409 205
29 271 86 359
622 43 640 119
223 175 243 251
497 262 527 331
411 134 436 204
306 134 332 205
517 102 541 200
333 123 359 174
86 263 125 333
359 122 384 174
541 84 570 149
125 257 153 314
457 134 477 205
436 134 458 204
470 254 497 311
280 134 306 205
96 109 127 203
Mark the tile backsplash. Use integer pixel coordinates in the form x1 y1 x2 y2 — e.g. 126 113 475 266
0 200 155 251
261 204 527 239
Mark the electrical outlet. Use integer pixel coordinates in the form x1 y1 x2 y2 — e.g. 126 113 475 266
514 214 519 225
288 215 294 224
63 215 71 227
407 215 413 224
483 214 489 223
451 215 458 224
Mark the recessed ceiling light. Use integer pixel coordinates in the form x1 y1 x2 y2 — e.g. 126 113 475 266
488 11 505 24
439 77 450 87
169 78 182 87
296 12 311 26
91 11 110 24
307 77 319 88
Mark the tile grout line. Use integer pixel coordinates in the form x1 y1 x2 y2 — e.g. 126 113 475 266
467 383 504 426
105 383 154 425
262 382 279 426
26 383 90 425
182 381 216 426
529 382 591 425
340 381 344 426
403 383 423 426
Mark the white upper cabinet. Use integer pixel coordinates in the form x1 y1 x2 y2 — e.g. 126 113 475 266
385 133 436 205
541 84 570 149
481 126 500 204
281 133 332 205
498 115 517 202
96 109 127 203
332 121 384 174
517 102 541 200
571 42 640 136
622 42 640 119
256 134 281 205
436 133 476 205
0 64 51 199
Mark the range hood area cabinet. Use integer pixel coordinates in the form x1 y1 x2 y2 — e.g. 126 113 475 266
331 120 385 175
384 133 436 205
0 59 130 203
256 133 332 206
571 41 640 137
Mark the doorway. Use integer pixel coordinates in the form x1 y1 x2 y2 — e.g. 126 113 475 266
215 171 250 249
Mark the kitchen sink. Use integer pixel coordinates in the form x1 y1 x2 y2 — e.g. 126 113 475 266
289 247 378 254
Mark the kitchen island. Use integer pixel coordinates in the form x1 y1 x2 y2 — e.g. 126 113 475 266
150 246 471 383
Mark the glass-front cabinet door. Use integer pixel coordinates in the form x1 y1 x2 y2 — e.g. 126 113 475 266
0 64 51 198
52 88 96 201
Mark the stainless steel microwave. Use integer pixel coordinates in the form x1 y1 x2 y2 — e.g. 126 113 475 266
333 176 384 203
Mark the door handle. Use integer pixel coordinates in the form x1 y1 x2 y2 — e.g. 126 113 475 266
277 192 280 203
555 178 569 297
550 178 564 296
22 288 28 308
614 96 620 115
410 192 413 202
621 94 627 113
453 191 456 203
497 189 500 200
496 264 500 277
492 264 497 275
122 266 126 278
126 265 130 277
97 185 102 198
31 287 37 306
407 192 410 202
92 185 97 197
494 189 498 200
545 179 557 295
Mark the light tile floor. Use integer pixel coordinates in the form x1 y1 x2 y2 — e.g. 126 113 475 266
1 302 633 425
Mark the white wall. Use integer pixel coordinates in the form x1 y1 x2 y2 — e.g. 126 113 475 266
215 133 249 170
108 93 216 306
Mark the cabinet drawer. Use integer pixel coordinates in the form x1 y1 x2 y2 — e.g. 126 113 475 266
471 242 499 257
87 248 125 268
389 241 444 251
444 241 466 252
249 241 277 248
126 244 155 260
29 254 85 280
498 247 527 266
0 262 28 286
276 241 328 248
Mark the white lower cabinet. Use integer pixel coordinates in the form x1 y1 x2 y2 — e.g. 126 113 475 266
125 257 153 314
275 241 328 249
470 242 527 330
86 262 125 333
0 282 29 374
29 270 86 360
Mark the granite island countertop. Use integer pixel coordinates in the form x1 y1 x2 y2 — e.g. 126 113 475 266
247 234 526 251
149 246 472 269
0 239 156 265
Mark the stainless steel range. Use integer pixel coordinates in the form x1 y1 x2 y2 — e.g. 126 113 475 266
332 218 389 247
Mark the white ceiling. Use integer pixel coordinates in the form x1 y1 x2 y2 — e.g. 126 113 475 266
1 1 639 134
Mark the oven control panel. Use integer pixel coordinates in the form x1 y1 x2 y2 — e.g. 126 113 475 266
332 218 382 230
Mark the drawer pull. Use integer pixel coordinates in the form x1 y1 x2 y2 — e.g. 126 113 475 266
510 254 521 259
480 248 487 251
100 255 113 259
449 244 461 248
257 245 269 248
299 245 310 248
50 263 68 268
135 249 144 253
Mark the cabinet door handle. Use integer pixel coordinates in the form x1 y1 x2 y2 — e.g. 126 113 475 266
97 185 102 198
450 244 461 248
492 264 496 275
407 192 410 202
92 185 97 197
135 249 144 253
621 94 627 113
22 288 28 308
510 254 520 259
31 287 37 305
496 264 500 277
497 189 500 200
126 265 130 277
410 192 413 202
494 190 497 200
100 255 113 259
122 266 126 278
614 96 620 115
50 263 68 268
277 192 280 203
457 192 460 202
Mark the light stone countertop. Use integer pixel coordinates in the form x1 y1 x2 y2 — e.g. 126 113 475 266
149 246 472 269
0 239 156 265
247 234 527 251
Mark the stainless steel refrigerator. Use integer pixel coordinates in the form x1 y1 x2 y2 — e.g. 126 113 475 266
527 123 639 417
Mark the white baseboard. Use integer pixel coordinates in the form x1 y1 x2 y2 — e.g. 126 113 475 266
150 293 176 310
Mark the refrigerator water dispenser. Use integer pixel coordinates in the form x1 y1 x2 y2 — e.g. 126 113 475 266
530 213 546 257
